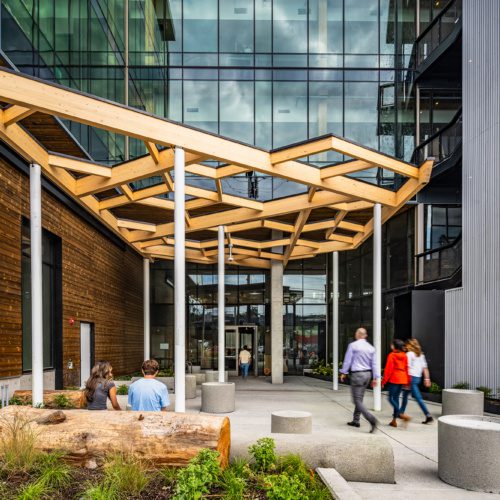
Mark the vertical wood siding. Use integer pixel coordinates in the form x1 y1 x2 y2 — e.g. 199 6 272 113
0 157 144 384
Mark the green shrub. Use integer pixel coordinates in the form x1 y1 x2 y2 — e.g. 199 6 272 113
452 381 470 390
277 454 310 483
160 466 177 486
34 452 72 489
15 479 51 500
52 394 75 409
227 457 252 479
429 382 442 394
264 473 308 500
476 386 493 398
219 469 246 500
115 385 129 396
0 413 40 474
158 368 174 377
103 453 150 496
174 449 221 500
248 437 277 472
8 396 29 406
82 482 119 500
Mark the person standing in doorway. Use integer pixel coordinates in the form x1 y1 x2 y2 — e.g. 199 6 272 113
381 339 410 427
340 328 379 433
239 345 252 379
399 338 434 424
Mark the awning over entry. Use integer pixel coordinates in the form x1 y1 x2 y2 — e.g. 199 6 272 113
0 68 433 269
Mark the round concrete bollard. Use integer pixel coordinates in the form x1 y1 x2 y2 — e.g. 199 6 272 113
205 370 229 383
442 389 484 416
439 415 500 493
185 375 197 399
190 365 201 374
194 373 206 385
271 410 312 434
201 382 235 413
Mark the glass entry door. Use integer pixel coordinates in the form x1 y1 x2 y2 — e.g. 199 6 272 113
225 327 238 375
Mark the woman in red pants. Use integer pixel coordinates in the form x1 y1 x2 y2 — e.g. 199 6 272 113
381 339 410 427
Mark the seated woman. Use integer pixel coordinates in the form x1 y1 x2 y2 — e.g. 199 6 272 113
84 360 121 410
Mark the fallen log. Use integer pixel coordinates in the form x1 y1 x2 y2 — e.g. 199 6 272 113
12 390 86 409
0 406 230 468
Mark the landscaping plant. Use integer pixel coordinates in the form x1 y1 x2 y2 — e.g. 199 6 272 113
52 394 75 409
476 386 493 398
248 437 277 472
115 384 129 396
452 381 470 390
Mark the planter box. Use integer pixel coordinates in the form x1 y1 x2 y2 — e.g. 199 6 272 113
485 399 500 415
304 372 332 382
131 376 175 391
422 392 442 404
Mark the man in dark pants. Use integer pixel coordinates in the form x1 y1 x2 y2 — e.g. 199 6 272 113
340 328 379 433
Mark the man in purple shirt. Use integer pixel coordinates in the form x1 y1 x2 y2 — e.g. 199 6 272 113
340 327 379 432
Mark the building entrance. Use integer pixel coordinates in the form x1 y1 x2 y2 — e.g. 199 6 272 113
225 325 258 377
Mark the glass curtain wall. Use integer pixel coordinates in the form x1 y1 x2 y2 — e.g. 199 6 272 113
1 0 168 163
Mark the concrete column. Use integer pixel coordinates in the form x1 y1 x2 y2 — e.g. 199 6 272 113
218 225 225 383
143 258 150 360
373 203 382 411
332 251 339 391
271 231 283 384
30 163 44 407
174 147 185 412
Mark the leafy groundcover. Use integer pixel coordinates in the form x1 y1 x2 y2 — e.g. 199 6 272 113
0 424 330 500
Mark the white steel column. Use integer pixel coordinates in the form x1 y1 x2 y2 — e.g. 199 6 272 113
332 251 339 391
174 147 186 412
373 203 382 411
218 226 225 383
143 258 150 361
30 163 44 407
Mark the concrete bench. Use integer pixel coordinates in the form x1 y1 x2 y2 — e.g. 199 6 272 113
271 410 312 434
316 468 362 500
442 388 484 416
131 376 175 391
185 375 197 399
201 382 235 413
439 415 500 493
205 370 229 383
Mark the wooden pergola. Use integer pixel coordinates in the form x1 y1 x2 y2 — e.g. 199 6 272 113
0 68 433 270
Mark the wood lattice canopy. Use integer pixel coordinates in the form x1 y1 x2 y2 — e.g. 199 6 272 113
0 68 433 269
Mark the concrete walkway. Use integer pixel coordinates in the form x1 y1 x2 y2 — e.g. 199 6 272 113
117 376 499 499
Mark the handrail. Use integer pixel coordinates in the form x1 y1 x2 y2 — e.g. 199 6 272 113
415 0 462 68
415 0 459 45
415 108 462 153
415 233 461 259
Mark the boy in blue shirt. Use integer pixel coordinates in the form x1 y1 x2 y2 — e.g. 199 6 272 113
128 359 170 411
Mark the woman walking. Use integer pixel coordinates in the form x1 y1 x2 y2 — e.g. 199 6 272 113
399 339 434 424
381 339 410 427
84 360 121 411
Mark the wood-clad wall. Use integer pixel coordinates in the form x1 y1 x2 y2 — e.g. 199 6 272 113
0 156 144 385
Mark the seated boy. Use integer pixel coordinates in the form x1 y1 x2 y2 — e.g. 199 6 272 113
128 359 170 411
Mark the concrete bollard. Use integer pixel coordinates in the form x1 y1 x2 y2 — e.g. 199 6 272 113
194 373 206 385
185 375 197 399
442 389 484 416
205 370 229 383
439 415 500 493
201 382 235 413
271 411 312 434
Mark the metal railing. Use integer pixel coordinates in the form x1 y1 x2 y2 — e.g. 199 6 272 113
415 234 462 285
412 108 462 165
415 0 462 67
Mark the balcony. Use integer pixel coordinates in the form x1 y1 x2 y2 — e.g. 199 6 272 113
415 234 462 287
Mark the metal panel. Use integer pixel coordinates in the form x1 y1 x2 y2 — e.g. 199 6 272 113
445 0 500 396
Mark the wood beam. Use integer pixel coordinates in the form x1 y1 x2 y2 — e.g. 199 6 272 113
48 154 111 178
308 187 317 202
325 210 347 239
283 209 312 266
215 178 223 201
128 191 351 243
117 219 157 232
2 105 36 126
121 184 135 201
145 142 161 164
320 160 372 179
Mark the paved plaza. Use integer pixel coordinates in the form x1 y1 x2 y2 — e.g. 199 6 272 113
116 376 499 500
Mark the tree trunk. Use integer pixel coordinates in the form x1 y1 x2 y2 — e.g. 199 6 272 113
12 390 86 409
0 406 230 468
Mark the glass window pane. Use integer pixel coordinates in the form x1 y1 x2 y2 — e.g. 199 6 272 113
183 0 218 52
220 80 254 143
183 80 218 133
309 0 343 54
273 81 307 147
345 0 378 54
219 0 253 53
273 0 308 53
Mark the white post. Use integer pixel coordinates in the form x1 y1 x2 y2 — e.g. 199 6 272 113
218 225 225 383
332 251 339 391
143 258 150 361
30 163 44 407
373 203 382 411
174 147 186 412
